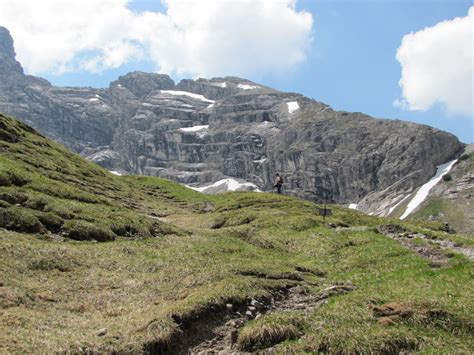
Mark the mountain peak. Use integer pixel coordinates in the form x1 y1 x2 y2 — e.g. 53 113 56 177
0 26 15 58
110 71 175 98
0 26 24 75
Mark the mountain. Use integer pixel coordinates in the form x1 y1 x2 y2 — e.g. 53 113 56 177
392 145 473 234
1 113 473 353
0 26 465 217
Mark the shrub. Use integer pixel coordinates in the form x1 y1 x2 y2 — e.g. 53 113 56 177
62 220 115 242
442 174 452 182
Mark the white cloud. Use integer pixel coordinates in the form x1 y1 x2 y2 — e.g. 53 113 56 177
0 0 313 78
395 7 474 117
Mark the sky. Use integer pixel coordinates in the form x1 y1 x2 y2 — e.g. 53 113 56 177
0 0 472 143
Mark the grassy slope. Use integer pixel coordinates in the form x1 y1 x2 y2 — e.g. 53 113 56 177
0 114 473 353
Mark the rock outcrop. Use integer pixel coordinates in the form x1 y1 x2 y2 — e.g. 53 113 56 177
395 145 473 234
0 26 465 212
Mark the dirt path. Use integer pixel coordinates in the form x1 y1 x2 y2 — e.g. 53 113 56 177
378 225 474 266
188 284 356 354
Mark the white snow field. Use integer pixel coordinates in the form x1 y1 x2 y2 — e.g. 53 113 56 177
187 178 259 194
348 204 358 210
287 101 299 114
179 125 209 132
160 90 215 103
400 159 457 220
388 194 412 215
179 125 209 138
238 83 259 90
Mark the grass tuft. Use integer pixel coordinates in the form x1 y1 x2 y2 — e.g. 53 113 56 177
238 312 306 350
61 220 115 242
0 206 45 233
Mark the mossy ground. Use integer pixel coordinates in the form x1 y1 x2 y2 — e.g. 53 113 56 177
0 114 473 353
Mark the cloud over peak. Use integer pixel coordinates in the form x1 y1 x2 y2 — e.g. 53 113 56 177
0 0 313 78
395 7 473 118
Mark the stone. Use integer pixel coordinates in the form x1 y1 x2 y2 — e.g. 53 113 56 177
96 328 107 336
229 330 238 346
202 201 215 213
250 299 264 310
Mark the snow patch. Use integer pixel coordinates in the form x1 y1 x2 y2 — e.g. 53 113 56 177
287 101 299 114
400 159 457 220
160 90 215 104
253 158 268 164
238 83 259 90
89 98 99 102
179 125 209 133
220 82 227 88
196 131 208 139
388 194 412 215
187 178 259 193
109 171 122 176
348 204 358 210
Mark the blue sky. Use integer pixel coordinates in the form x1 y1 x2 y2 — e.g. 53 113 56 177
20 0 473 143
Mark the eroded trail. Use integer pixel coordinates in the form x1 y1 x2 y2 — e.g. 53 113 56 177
378 225 474 266
187 284 356 354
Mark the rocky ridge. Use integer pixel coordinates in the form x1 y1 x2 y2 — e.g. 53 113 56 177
0 26 465 214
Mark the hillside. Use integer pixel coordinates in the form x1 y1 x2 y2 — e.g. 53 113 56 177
0 114 473 353
400 145 473 234
0 26 464 217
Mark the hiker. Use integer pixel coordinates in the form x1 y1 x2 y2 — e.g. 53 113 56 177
273 173 284 194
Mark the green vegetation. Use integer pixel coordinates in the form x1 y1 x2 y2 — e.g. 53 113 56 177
238 312 306 350
0 114 473 353
442 173 452 182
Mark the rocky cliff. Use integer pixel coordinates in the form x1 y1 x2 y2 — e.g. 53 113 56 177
397 145 473 234
0 26 465 214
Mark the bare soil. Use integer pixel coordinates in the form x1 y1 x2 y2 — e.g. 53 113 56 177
188 284 356 354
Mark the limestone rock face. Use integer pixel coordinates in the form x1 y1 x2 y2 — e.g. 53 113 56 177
0 26 465 211
401 144 473 234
